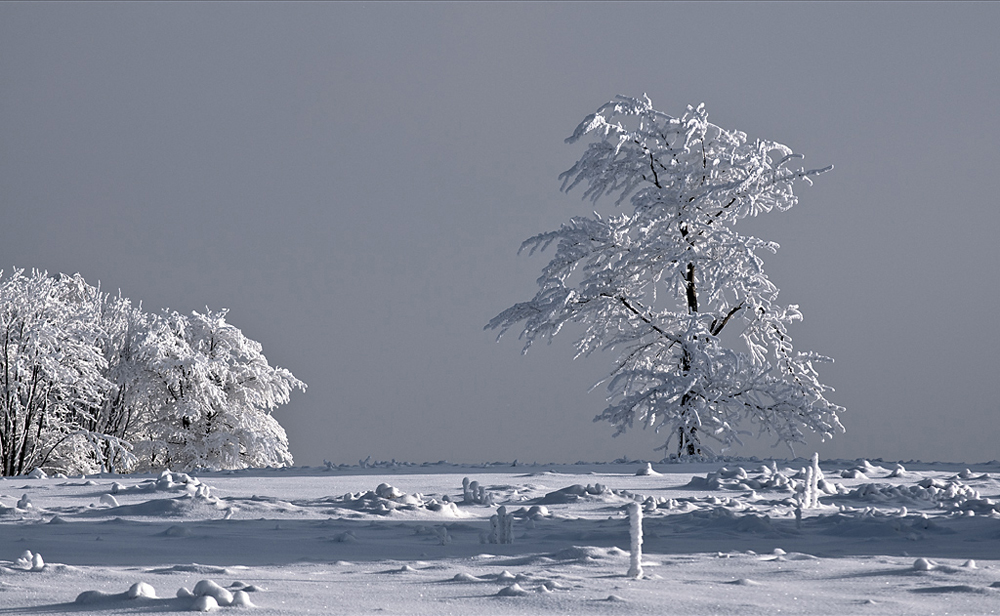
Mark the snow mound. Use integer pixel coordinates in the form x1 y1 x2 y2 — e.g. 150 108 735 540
76 590 117 604
509 504 550 519
840 460 888 478
331 531 357 543
231 590 255 607
191 595 219 611
76 581 158 604
913 558 936 571
194 579 234 606
910 585 993 594
496 583 529 597
127 582 157 598
845 479 981 508
726 578 763 586
89 494 228 518
534 483 635 505
670 507 777 535
495 570 516 582
814 511 954 538
636 462 660 476
450 572 485 582
148 563 229 575
14 550 44 571
688 464 841 496
76 577 250 611
111 470 213 497
548 546 629 563
320 484 463 517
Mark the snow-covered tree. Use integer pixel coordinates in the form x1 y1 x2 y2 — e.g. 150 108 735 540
488 96 844 456
50 290 154 474
0 269 306 475
0 270 110 475
134 308 305 471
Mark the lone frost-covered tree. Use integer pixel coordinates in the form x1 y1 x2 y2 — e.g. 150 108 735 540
488 96 844 457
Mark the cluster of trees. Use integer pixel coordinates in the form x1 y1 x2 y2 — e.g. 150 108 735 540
5 96 841 473
0 269 305 476
490 96 843 457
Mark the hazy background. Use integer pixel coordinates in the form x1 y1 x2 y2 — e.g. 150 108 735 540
2 3 998 465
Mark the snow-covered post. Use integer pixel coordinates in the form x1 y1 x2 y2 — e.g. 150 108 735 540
627 502 643 579
807 452 822 508
802 464 814 508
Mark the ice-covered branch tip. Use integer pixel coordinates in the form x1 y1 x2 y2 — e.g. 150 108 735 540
489 95 843 457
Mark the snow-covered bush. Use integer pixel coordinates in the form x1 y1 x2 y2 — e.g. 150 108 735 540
0 270 111 475
489 506 514 544
462 477 494 505
489 96 843 456
799 453 823 509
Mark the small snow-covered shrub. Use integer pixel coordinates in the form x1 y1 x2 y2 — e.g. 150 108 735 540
799 453 823 509
462 477 494 505
489 506 514 544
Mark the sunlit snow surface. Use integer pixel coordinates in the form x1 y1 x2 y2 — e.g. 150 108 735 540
1 459 999 614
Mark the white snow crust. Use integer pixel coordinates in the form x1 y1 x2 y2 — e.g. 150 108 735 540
0 458 998 614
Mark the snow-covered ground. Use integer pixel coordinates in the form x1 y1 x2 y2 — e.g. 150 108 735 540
0 458 998 614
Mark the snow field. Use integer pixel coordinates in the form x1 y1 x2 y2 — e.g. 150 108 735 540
0 459 998 614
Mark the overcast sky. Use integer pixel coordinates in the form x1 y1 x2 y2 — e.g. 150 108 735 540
2 3 998 465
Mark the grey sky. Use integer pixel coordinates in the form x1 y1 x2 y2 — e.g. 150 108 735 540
2 3 998 465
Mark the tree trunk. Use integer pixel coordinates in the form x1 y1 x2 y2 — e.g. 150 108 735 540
685 262 698 313
677 263 700 456
677 425 702 456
